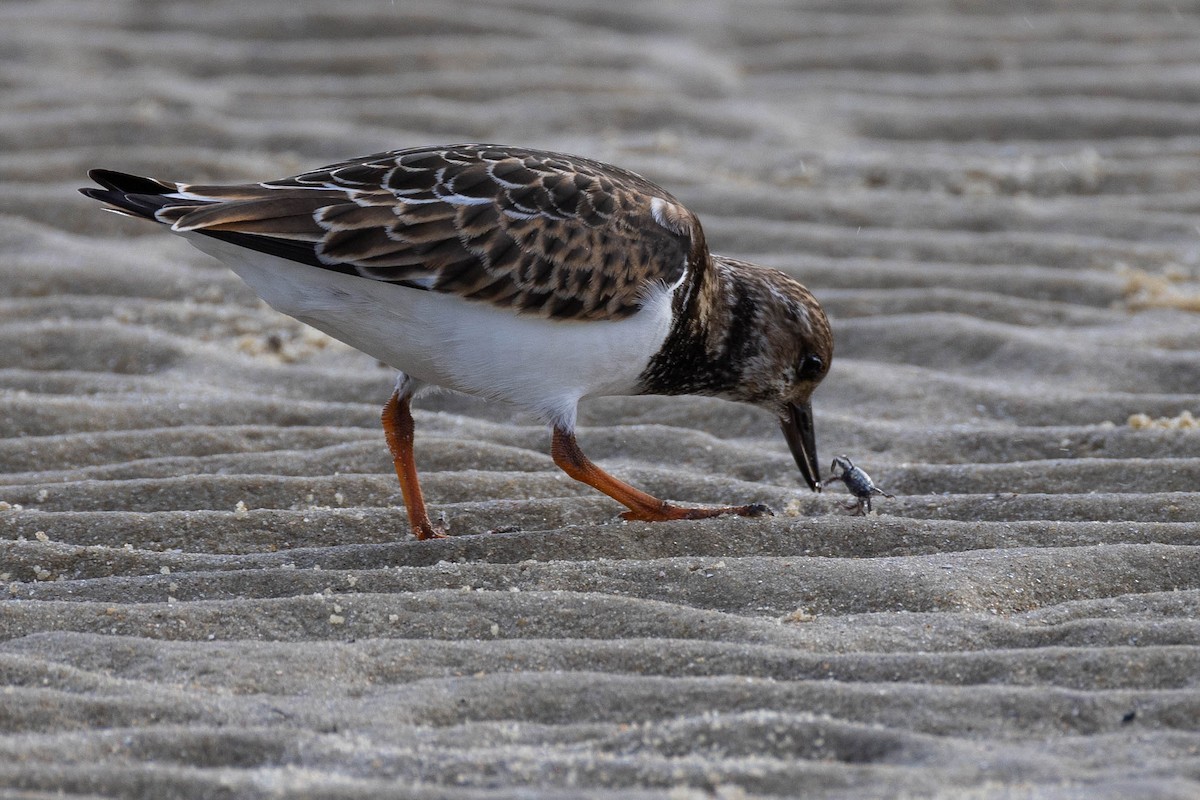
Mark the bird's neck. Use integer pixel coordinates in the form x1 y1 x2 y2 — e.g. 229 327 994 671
636 252 752 399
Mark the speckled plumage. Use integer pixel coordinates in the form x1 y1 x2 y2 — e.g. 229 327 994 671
81 144 833 538
91 145 695 321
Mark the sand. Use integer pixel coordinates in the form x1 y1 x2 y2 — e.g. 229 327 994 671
2 0 1200 797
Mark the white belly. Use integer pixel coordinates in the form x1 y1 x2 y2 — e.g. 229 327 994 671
185 235 675 427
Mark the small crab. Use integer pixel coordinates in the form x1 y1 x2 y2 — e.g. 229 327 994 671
826 455 895 516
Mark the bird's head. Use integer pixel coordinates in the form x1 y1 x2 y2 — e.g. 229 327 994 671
716 262 833 494
641 254 833 493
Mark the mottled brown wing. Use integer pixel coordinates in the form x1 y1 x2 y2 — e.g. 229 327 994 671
164 144 700 320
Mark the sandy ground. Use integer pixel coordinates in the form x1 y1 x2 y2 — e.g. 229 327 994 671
2 0 1200 797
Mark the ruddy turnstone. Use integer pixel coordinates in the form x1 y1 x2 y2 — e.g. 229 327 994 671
81 144 833 539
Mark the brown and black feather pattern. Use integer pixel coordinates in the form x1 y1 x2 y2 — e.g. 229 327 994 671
83 145 700 321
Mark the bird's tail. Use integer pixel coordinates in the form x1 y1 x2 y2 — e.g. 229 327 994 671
79 169 193 223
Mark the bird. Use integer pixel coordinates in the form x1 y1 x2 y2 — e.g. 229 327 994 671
80 143 833 540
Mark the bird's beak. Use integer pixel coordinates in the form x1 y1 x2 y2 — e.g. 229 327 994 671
781 400 822 492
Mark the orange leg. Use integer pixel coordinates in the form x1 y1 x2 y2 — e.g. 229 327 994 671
551 427 773 522
381 389 445 540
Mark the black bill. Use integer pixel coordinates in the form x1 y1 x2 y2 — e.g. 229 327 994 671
781 400 821 492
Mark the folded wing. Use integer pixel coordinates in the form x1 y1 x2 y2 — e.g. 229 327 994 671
82 144 701 321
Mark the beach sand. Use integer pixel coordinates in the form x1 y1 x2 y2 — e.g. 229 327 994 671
2 1 1199 797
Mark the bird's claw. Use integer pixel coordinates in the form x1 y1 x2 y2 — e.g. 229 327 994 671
620 501 775 522
738 503 775 518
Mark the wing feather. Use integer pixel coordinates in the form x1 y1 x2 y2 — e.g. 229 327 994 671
82 144 702 321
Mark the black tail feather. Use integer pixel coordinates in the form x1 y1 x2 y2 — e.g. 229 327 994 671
86 168 174 195
80 169 343 270
80 169 181 221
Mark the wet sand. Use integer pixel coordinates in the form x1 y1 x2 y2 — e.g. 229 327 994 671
2 1 1200 797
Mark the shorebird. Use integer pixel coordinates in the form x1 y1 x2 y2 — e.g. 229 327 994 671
81 144 833 539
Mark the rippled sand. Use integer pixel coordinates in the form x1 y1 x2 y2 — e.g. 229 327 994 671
3 1 1200 797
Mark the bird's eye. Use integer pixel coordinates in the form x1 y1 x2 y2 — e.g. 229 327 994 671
798 354 824 380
